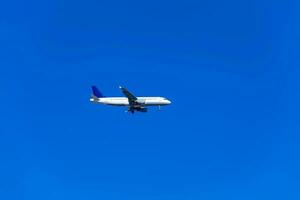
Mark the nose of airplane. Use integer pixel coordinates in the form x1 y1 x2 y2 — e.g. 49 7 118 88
166 100 172 105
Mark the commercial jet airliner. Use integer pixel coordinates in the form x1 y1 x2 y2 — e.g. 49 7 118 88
90 86 172 113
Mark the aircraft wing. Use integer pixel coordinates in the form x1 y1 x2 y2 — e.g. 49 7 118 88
119 86 138 105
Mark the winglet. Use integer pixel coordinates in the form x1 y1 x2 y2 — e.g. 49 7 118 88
91 86 105 98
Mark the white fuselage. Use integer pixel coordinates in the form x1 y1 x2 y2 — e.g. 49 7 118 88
90 97 171 107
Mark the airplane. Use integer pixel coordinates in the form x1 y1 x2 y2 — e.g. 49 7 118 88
90 86 172 113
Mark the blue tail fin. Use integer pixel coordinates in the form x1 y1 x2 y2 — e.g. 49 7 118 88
91 86 105 98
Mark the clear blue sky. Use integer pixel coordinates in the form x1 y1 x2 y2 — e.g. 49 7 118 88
1 0 299 199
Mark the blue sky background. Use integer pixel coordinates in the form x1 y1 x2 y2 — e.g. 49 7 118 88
0 0 299 199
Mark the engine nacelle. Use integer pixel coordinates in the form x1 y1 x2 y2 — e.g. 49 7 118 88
136 107 148 112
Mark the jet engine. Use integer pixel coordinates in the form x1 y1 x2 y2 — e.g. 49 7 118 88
136 107 148 112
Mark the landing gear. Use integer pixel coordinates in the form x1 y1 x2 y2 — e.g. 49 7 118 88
126 107 135 114
125 110 134 114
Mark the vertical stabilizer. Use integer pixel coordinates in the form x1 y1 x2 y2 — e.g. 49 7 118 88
91 86 105 98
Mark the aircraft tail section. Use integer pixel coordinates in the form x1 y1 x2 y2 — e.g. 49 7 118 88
91 86 105 98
